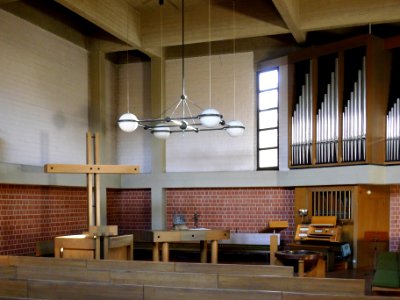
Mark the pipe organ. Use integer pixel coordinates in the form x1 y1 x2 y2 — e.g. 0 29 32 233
288 35 391 168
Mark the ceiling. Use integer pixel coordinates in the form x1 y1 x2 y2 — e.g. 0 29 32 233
2 0 400 60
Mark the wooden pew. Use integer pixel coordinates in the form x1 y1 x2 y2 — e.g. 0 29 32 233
17 264 109 283
0 279 28 298
174 261 293 276
218 274 365 296
0 255 371 299
86 258 293 276
28 280 143 300
1 279 398 300
143 285 282 300
110 270 218 288
282 292 400 300
0 265 16 279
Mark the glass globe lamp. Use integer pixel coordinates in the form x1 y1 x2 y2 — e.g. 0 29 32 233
118 113 139 132
199 108 222 128
226 120 245 137
151 124 171 139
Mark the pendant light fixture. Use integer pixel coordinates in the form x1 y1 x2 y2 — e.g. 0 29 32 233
118 13 138 133
117 0 244 139
226 0 245 137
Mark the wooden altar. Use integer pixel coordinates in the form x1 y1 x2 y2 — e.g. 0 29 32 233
137 229 230 263
54 226 133 260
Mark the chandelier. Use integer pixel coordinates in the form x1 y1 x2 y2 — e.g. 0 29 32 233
117 0 245 139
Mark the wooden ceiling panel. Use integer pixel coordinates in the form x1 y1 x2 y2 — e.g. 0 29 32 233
300 0 400 31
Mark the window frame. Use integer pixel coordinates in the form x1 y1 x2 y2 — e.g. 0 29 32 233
257 67 279 170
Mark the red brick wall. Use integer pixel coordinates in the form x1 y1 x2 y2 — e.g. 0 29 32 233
0 184 87 256
390 185 400 251
107 188 151 234
166 187 295 244
3 184 399 255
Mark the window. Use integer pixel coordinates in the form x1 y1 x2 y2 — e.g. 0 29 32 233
257 68 279 169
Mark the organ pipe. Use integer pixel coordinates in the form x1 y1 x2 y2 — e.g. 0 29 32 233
316 59 339 164
292 62 312 165
342 57 366 162
386 98 400 161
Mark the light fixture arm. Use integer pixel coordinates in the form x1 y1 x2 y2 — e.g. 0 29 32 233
181 0 185 98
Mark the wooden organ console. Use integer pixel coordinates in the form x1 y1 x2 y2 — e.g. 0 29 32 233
295 216 342 243
290 216 349 272
294 185 390 270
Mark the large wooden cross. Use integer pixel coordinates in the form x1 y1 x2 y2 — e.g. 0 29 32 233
44 132 140 227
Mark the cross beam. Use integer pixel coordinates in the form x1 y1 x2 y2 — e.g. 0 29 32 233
44 164 139 174
44 132 140 227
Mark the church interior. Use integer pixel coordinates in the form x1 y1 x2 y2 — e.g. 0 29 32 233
1 0 400 298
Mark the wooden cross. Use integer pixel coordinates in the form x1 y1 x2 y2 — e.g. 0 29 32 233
44 132 140 227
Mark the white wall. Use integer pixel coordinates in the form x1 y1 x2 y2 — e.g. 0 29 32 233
165 52 255 172
116 62 153 173
0 9 88 166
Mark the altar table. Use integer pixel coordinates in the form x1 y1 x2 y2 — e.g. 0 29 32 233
138 229 230 263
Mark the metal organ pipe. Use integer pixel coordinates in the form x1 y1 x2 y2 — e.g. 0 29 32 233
386 98 400 161
316 59 339 163
292 62 312 165
342 56 366 162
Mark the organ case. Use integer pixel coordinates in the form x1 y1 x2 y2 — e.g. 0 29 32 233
288 35 390 168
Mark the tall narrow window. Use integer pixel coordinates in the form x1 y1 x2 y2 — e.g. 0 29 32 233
257 68 279 169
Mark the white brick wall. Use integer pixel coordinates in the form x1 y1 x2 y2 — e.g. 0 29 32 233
0 9 88 166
